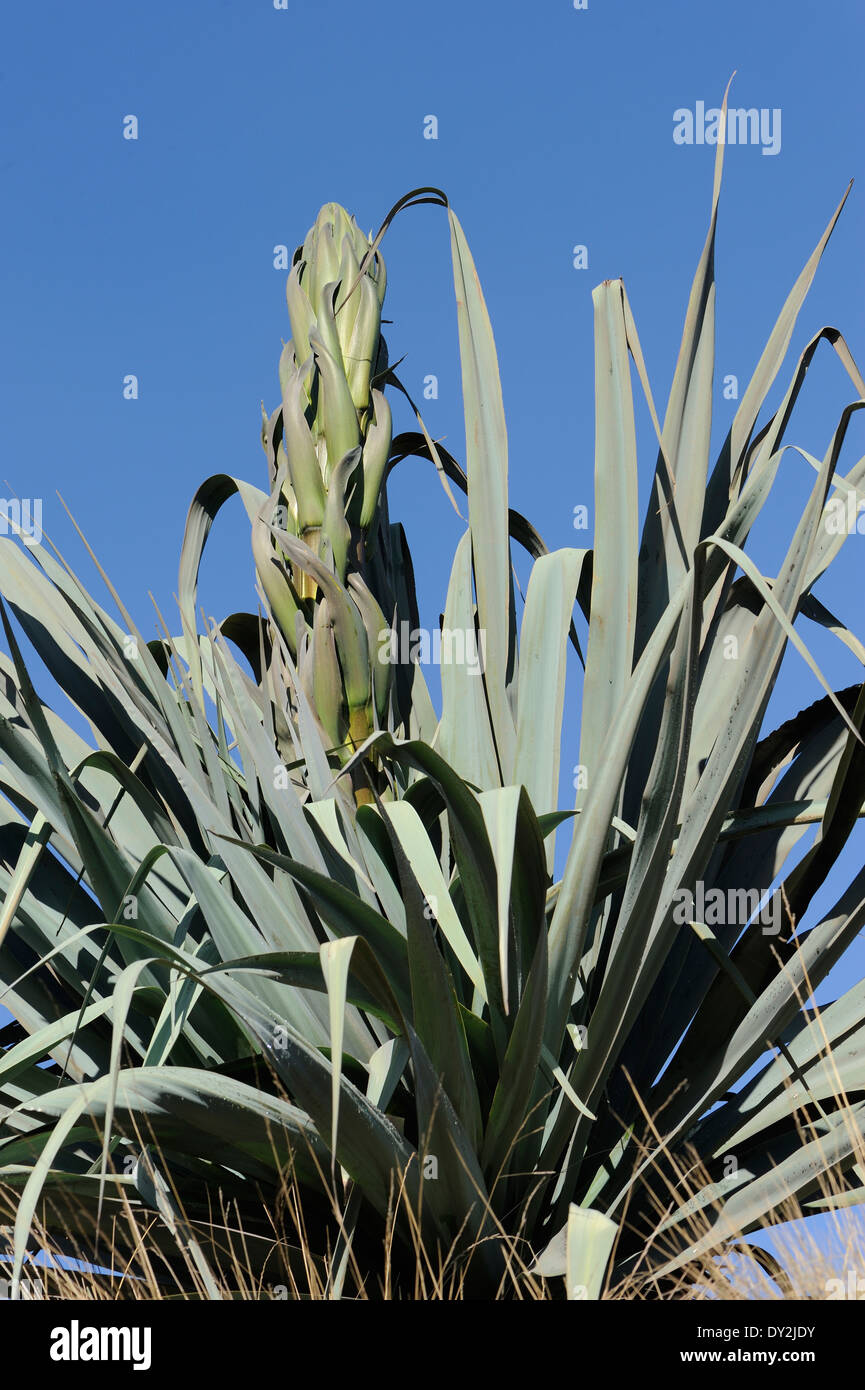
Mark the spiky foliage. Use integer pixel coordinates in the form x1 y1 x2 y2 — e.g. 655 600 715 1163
2 94 865 1299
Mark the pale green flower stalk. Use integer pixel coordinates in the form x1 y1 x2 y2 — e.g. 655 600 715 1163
277 202 391 591
254 204 395 796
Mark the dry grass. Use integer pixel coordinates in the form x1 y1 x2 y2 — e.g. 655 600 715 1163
3 1114 863 1301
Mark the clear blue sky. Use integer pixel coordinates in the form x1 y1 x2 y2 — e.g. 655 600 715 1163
2 0 864 1272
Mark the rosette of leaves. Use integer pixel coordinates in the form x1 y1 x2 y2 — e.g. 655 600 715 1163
2 90 865 1301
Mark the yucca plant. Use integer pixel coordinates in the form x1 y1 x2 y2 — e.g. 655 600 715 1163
2 83 865 1299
